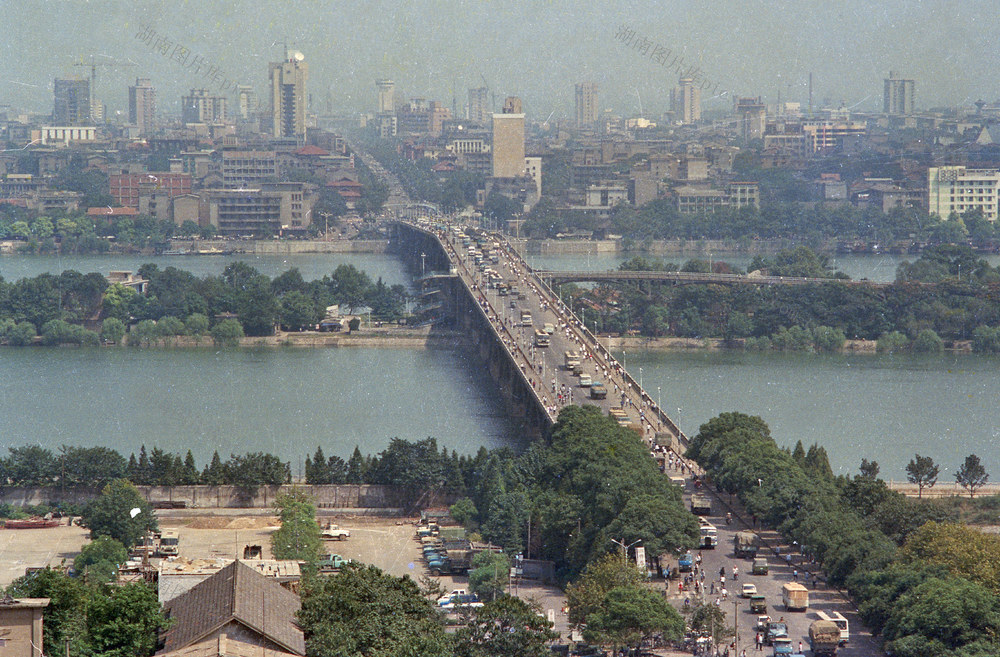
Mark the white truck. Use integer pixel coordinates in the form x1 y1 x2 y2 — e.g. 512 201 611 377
322 524 350 541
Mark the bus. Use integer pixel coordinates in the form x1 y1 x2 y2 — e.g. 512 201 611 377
533 330 550 347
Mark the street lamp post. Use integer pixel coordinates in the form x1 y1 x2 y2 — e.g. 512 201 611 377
420 251 426 277
609 537 642 563
639 366 643 389
657 386 661 412
733 597 740 657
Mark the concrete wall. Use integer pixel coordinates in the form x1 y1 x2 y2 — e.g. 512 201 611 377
0 484 451 510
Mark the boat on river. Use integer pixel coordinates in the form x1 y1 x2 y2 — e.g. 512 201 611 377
3 517 60 529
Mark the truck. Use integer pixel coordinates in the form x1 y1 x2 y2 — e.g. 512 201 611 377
782 582 809 611
698 523 718 549
815 611 849 645
765 620 788 645
578 373 592 387
317 553 351 573
677 552 694 572
734 531 760 558
427 540 501 576
749 594 767 614
564 350 580 370
533 329 550 348
589 382 607 399
158 530 179 557
771 637 794 656
690 495 712 515
520 310 533 326
752 556 769 575
808 619 841 656
321 524 350 541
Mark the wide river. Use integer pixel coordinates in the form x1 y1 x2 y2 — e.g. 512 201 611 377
1 251 996 479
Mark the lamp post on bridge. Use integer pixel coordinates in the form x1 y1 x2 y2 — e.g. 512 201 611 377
639 367 643 389
420 251 426 277
657 386 661 413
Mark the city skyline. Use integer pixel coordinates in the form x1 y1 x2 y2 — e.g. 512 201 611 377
3 0 999 122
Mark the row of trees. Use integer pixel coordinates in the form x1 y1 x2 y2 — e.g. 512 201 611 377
686 412 1000 656
0 444 290 488
0 261 408 346
569 245 1000 347
905 453 990 498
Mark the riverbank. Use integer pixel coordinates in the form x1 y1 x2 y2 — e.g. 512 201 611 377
110 325 467 349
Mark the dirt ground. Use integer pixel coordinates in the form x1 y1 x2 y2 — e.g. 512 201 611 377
0 521 90 587
0 512 572 638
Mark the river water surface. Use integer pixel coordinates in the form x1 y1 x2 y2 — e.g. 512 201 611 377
1 251 996 479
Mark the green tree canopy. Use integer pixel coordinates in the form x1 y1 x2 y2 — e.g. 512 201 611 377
298 562 452 657
454 596 557 657
80 479 157 548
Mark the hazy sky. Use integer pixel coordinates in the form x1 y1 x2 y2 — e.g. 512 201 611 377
3 0 998 120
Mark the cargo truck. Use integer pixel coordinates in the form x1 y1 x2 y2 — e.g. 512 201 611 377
734 531 760 558
815 611 849 645
808 619 841 656
782 582 809 611
564 350 580 370
534 329 550 347
690 495 712 515
590 382 607 399
520 310 532 326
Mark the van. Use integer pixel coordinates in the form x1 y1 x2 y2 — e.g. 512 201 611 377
815 611 849 645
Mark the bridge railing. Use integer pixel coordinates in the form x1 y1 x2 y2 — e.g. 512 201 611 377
504 242 690 448
405 221 555 425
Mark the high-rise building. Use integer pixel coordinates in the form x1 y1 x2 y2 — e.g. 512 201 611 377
928 166 1000 221
884 71 915 115
181 89 227 123
468 87 490 124
269 50 308 139
128 78 156 135
53 78 91 125
492 97 525 178
236 85 256 120
575 82 599 127
376 79 395 114
670 77 701 124
375 79 397 138
735 97 767 142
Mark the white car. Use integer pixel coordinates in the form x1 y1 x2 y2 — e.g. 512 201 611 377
321 524 350 540
741 583 758 598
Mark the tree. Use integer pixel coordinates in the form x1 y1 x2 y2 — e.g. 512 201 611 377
85 581 171 657
912 329 945 353
59 446 127 487
454 596 557 657
5 445 58 485
5 568 91 655
223 452 289 487
860 459 881 480
688 603 734 653
100 317 126 344
210 317 244 346
906 454 940 498
468 551 510 602
298 562 452 657
73 536 127 583
80 479 157 548
955 455 989 499
279 290 320 330
449 497 478 529
271 490 322 561
583 586 685 652
7 321 36 346
566 553 646 628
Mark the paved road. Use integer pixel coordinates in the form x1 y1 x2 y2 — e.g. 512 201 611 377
668 473 883 656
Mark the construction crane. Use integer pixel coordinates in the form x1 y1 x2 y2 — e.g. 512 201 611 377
73 54 137 88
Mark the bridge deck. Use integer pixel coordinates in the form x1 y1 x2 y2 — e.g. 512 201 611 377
402 221 690 454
